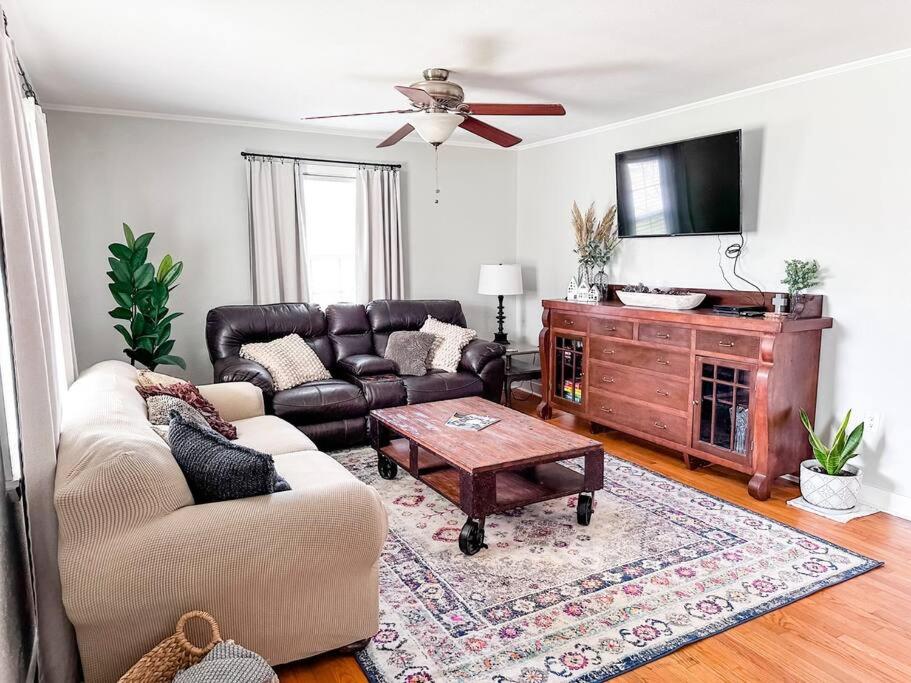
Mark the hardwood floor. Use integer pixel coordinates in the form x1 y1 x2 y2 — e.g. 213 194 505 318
278 395 911 682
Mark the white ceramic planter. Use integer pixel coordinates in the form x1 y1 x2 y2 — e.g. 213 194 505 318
799 459 862 510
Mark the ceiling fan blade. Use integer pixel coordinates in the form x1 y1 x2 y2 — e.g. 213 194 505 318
376 123 415 148
304 109 413 120
395 85 438 107
458 115 522 148
464 103 566 116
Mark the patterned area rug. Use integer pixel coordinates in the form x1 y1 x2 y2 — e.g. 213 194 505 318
331 447 881 683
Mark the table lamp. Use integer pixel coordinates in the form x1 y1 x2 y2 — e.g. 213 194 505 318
478 264 523 345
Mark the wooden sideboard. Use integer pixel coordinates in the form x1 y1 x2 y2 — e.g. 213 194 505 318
537 287 833 500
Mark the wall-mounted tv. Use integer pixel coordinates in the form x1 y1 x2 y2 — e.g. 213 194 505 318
615 130 741 238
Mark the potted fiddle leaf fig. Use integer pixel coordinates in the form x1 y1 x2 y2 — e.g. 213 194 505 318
798 409 864 510
107 223 186 371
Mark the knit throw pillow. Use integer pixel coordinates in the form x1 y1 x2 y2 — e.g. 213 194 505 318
420 316 477 373
146 395 210 429
137 369 188 388
168 413 290 504
384 331 435 376
240 334 331 391
136 383 237 439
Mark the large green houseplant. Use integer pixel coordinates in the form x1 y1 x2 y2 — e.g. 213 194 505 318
798 408 864 510
107 223 186 371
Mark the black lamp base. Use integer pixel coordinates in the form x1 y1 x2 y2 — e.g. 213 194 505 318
493 294 510 347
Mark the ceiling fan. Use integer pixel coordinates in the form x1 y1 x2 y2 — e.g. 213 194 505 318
304 68 566 148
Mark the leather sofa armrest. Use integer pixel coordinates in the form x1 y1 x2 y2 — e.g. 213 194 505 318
459 339 506 375
337 354 397 377
213 356 275 397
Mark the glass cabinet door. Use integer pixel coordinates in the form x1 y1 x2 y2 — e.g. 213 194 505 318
553 334 586 410
694 357 753 462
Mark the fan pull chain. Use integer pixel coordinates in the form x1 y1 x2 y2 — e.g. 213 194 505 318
434 144 440 204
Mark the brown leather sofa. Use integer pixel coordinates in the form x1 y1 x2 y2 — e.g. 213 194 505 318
206 299 506 449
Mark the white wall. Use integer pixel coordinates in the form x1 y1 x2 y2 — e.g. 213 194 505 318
46 113 517 383
515 55 910 510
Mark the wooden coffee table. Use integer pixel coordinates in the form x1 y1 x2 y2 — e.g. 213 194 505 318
369 396 604 555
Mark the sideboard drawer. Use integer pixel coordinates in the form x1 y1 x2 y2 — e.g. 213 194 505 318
589 361 689 411
552 312 588 332
639 322 691 348
590 337 690 379
590 389 688 445
695 330 760 358
590 317 633 339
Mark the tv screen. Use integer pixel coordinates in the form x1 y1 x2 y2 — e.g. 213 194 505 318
615 130 741 237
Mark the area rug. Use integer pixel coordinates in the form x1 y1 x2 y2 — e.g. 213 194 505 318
331 447 881 683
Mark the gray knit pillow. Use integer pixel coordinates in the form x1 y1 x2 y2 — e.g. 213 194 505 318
174 641 276 683
168 413 290 504
384 331 435 376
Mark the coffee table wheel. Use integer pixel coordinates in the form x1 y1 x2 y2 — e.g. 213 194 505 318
577 493 594 526
377 454 398 480
458 519 488 556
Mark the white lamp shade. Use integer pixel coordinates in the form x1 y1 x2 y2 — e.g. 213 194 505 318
478 264 523 296
410 112 462 145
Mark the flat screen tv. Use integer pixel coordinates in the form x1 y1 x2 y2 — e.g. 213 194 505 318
615 130 741 237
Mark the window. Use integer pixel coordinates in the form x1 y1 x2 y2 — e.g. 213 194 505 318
626 158 668 236
300 166 357 308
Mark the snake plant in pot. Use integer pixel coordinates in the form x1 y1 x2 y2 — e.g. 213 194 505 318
107 223 186 371
799 409 864 510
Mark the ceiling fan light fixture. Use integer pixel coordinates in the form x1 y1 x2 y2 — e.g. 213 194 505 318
410 112 462 145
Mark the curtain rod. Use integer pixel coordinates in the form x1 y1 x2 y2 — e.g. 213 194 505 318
2 11 39 105
241 152 401 169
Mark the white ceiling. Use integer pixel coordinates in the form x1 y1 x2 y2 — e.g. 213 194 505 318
6 1 911 146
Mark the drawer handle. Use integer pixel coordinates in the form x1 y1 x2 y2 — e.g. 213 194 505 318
653 421 668 430
655 388 669 397
718 340 735 348
602 349 615 355
601 376 615 384
604 325 617 332
656 358 670 366
564 319 575 326
656 332 670 339
600 406 614 414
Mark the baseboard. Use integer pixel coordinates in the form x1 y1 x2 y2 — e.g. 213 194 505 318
860 484 911 521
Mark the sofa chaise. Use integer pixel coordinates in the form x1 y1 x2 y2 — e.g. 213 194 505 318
54 360 387 683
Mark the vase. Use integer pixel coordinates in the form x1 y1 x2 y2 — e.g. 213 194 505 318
799 459 862 510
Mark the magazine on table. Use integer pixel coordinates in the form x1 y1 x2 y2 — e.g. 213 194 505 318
445 412 499 431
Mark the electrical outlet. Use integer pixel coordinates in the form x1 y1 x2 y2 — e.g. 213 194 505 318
864 413 881 434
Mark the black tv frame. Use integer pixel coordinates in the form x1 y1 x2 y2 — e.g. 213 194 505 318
615 129 743 238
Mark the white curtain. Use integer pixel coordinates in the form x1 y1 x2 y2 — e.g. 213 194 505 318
0 21 79 683
246 157 309 303
355 166 404 302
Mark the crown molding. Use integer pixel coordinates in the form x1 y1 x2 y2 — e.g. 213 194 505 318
39 104 502 150
514 47 911 151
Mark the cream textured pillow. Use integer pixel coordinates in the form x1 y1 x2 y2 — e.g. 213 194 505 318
240 334 331 391
137 369 187 388
420 316 477 373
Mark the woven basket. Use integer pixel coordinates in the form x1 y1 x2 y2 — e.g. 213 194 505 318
118 611 222 683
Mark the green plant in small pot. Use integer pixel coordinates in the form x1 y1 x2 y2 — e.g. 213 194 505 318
781 259 821 317
107 223 186 371
798 409 864 510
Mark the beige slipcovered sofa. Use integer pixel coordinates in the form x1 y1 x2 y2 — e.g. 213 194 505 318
55 361 388 683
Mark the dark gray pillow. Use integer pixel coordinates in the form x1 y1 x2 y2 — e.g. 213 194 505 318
384 331 435 376
168 412 290 504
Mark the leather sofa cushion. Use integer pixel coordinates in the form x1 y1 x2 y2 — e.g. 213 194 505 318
272 379 368 424
345 374 407 410
337 354 397 377
367 300 467 356
401 371 484 405
297 417 368 451
327 304 375 360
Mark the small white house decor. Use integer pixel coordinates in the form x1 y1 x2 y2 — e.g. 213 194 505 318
798 409 865 511
566 276 578 301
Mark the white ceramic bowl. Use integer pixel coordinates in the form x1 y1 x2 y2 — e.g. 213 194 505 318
616 291 706 310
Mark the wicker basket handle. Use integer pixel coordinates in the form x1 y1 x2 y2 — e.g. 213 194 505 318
174 611 221 658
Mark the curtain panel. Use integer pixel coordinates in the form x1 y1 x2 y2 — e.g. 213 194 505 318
246 158 309 303
355 166 404 302
0 23 79 683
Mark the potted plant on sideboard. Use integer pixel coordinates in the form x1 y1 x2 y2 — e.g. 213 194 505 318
798 409 865 510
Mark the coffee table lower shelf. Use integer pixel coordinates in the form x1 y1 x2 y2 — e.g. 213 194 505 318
376 437 602 555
